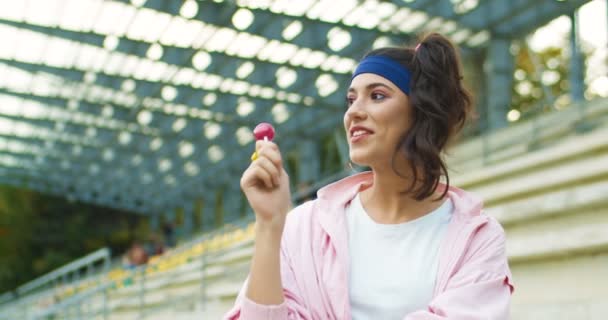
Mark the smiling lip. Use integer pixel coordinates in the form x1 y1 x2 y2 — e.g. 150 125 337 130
349 126 374 143
351 133 370 143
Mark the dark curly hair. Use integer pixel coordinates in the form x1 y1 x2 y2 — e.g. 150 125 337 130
363 33 473 201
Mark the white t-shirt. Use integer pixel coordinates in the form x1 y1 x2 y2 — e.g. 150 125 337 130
346 193 453 319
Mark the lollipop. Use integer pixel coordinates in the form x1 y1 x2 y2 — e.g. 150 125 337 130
250 122 275 161
253 122 275 141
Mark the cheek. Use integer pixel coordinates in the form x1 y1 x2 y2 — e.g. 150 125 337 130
383 108 411 139
392 118 411 139
343 113 349 132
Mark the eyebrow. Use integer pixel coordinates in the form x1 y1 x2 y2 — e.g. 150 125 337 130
347 82 394 93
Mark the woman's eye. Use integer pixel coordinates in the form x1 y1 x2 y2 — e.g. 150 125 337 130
345 96 355 106
371 92 386 100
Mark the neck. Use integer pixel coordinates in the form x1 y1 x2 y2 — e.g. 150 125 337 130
360 168 443 224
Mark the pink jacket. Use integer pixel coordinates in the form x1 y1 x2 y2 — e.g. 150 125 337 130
224 172 514 319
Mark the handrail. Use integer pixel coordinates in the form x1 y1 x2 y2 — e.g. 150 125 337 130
33 282 113 320
15 247 111 296
0 292 14 306
29 226 252 319
448 97 608 170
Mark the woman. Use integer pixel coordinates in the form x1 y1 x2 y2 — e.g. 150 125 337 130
225 33 514 320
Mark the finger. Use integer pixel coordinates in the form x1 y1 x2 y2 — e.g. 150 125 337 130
241 164 260 189
242 165 274 189
256 145 283 170
251 141 276 162
254 157 280 186
255 140 279 153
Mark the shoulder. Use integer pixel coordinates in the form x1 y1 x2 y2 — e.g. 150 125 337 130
278 199 329 269
281 199 322 243
462 213 509 267
459 213 514 292
446 185 506 244
478 214 507 244
286 200 318 224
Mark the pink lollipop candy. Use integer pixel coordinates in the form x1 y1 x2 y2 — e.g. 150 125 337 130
250 123 275 161
253 122 275 141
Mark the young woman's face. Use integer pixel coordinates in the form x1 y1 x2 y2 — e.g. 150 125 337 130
344 73 412 169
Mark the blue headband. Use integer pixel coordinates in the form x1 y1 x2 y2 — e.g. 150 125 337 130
352 55 412 95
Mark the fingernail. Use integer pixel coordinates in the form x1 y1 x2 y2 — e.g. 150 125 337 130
251 151 258 161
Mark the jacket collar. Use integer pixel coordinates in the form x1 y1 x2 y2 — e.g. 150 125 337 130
316 171 485 222
317 171 373 209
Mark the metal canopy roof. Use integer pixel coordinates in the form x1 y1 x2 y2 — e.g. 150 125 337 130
0 0 590 217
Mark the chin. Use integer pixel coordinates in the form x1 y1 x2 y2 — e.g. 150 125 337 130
349 152 371 167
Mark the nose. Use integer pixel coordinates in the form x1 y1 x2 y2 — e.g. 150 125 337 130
345 98 367 122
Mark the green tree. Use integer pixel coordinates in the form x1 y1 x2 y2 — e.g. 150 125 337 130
0 186 149 293
510 36 593 121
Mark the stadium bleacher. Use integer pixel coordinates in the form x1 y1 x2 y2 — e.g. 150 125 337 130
2 97 606 319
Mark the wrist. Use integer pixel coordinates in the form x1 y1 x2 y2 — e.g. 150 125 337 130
255 219 285 240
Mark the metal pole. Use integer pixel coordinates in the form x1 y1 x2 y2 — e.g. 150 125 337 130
77 299 82 320
486 37 514 130
482 131 489 166
23 298 28 320
103 285 109 320
570 9 585 103
200 247 207 313
138 268 146 320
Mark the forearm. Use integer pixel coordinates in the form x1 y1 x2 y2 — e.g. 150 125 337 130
246 222 285 305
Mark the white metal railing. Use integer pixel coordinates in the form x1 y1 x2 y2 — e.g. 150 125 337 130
0 247 111 319
449 97 608 171
27 221 253 319
16 248 111 296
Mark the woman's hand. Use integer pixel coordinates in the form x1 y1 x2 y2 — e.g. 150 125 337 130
240 140 291 232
